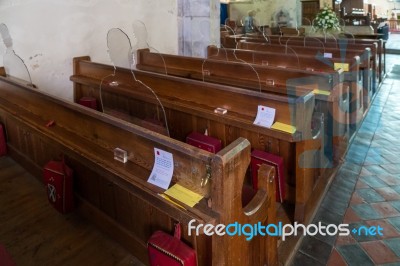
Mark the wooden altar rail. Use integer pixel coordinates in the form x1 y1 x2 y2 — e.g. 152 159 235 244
135 48 347 166
224 34 383 89
0 73 278 266
71 57 330 225
206 45 364 140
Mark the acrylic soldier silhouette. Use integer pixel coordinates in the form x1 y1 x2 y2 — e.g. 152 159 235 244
107 28 133 69
0 23 33 86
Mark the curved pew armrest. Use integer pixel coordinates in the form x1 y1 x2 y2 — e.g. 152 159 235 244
243 164 276 223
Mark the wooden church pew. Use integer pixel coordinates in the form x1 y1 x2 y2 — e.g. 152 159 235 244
262 35 385 83
269 36 384 86
135 48 348 165
226 34 380 93
0 71 278 266
206 45 364 141
237 41 374 111
71 56 330 225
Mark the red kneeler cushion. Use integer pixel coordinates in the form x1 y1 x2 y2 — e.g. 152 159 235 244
0 244 16 266
0 123 7 157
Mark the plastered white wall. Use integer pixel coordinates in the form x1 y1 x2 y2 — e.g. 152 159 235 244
0 0 178 101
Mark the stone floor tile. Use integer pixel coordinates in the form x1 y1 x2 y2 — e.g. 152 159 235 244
360 175 389 188
360 240 400 264
377 175 400 186
312 207 344 226
371 140 394 149
350 192 366 205
313 222 337 246
290 252 324 266
352 138 373 148
356 132 375 141
327 183 353 202
381 164 400 175
329 176 357 194
358 123 378 135
364 114 382 125
326 248 347 266
371 202 400 218
389 200 400 213
387 217 400 232
363 165 390 175
384 238 400 257
347 144 369 155
341 162 363 175
376 187 400 201
365 219 400 239
351 204 382 220
356 188 386 203
382 154 400 164
337 244 374 266
355 180 370 189
321 193 349 216
364 155 386 165
335 233 358 246
392 185 400 194
345 154 366 165
299 236 333 264
333 168 359 186
343 207 362 223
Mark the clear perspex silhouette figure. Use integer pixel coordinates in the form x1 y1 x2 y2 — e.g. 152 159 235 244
0 23 33 86
103 27 170 136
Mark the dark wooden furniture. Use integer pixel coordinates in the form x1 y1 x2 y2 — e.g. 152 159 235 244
206 45 363 142
135 48 348 167
234 38 375 109
0 72 278 266
342 15 371 26
70 57 329 225
301 0 320 25
280 27 306 36
210 43 366 107
223 34 385 88
343 33 384 40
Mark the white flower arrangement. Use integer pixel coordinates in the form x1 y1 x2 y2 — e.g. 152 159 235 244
313 6 341 32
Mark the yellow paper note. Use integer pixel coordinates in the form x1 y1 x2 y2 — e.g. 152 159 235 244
313 89 331 96
164 184 203 208
159 194 186 210
334 62 349 72
271 122 296 134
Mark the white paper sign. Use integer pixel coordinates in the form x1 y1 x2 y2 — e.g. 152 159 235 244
147 148 174 190
253 105 276 128
324 52 333 59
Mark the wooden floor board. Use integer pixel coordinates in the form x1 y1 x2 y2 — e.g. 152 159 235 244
0 156 144 266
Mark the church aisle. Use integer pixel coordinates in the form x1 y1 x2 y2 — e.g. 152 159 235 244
290 54 400 265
